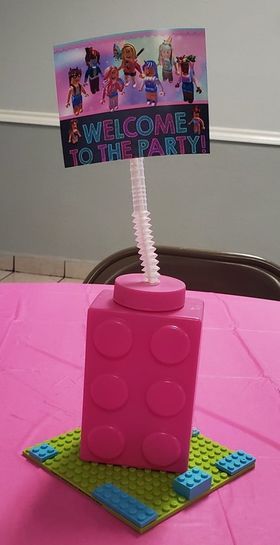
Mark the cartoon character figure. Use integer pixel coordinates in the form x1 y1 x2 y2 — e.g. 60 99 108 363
68 119 82 144
113 43 122 68
84 47 102 94
175 55 202 103
158 36 175 82
188 106 205 135
120 43 143 87
66 67 88 115
139 60 164 106
101 66 124 111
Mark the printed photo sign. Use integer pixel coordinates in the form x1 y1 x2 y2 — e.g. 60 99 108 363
54 28 209 167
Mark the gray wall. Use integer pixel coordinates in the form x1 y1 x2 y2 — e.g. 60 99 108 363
1 0 279 132
1 1 279 264
0 122 279 264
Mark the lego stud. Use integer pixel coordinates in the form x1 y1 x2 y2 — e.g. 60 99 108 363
87 425 125 460
93 319 133 358
142 432 181 467
150 325 191 364
146 380 186 416
90 374 129 410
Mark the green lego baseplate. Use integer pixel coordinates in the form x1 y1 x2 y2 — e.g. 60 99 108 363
23 429 255 533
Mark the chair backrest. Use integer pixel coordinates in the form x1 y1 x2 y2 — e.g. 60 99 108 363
84 246 280 300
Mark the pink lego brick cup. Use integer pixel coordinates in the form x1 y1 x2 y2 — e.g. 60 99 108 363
80 273 203 472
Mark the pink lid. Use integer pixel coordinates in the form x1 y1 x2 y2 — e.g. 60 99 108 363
113 273 186 311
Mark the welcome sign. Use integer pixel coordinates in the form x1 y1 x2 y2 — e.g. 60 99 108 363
54 28 209 167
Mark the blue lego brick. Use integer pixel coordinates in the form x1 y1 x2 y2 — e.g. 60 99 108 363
173 467 212 500
192 428 200 437
92 483 158 528
29 443 59 463
215 450 256 476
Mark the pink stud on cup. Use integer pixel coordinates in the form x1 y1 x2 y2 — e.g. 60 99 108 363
142 432 182 467
146 380 186 417
87 425 125 460
90 374 128 410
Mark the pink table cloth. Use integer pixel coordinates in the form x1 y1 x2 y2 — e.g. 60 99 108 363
0 283 279 545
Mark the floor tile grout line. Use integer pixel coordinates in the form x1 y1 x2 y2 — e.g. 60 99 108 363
0 272 81 283
0 271 14 282
1 252 100 281
1 253 99 279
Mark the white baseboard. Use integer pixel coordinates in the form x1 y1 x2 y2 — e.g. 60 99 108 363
210 127 280 146
0 109 59 127
0 108 279 146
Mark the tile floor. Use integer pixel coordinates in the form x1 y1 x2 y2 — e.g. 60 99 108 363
0 254 98 283
0 271 82 283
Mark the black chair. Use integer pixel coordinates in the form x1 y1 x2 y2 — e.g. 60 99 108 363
84 246 280 301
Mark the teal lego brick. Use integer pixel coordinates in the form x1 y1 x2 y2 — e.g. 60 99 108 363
92 483 158 528
173 467 212 500
192 428 200 437
29 443 59 463
215 451 256 476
